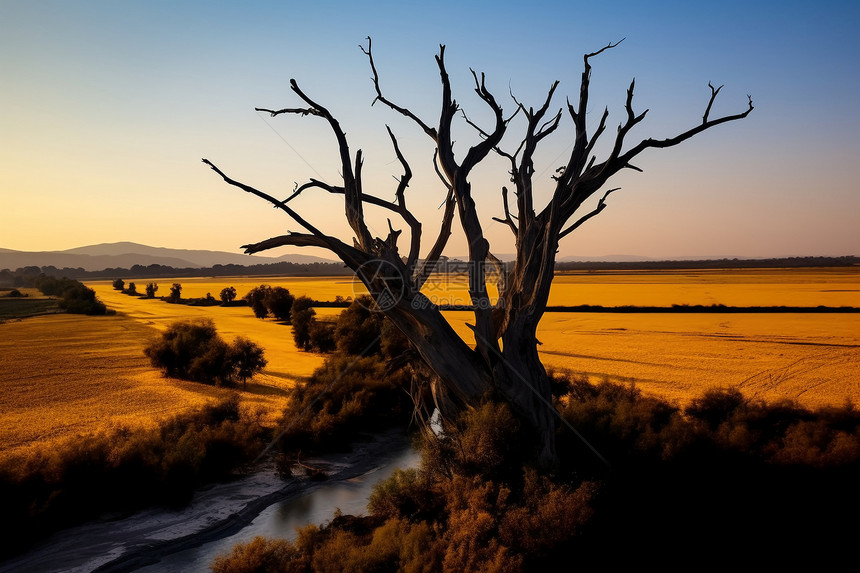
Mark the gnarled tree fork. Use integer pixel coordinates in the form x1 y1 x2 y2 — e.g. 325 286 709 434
203 38 753 466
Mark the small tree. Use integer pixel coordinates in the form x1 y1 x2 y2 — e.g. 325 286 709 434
112 278 125 291
231 337 268 386
334 296 384 356
266 286 295 321
290 296 316 351
220 286 237 303
145 282 158 299
245 285 272 318
127 282 138 295
167 283 182 303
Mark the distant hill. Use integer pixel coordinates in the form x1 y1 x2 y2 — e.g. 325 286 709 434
0 242 335 272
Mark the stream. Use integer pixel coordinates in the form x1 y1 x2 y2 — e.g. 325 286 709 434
0 430 419 573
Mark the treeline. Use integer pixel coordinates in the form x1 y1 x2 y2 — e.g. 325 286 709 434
0 261 353 284
32 275 109 315
2 255 856 286
555 255 859 271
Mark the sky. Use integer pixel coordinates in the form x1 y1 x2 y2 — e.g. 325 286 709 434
2 0 858 260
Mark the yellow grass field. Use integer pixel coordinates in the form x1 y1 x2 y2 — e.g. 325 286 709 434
1 269 857 458
0 314 227 459
94 269 859 407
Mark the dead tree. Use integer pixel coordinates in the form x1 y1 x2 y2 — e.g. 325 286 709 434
204 38 752 466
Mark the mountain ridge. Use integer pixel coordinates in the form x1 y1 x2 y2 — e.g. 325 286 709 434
0 242 335 272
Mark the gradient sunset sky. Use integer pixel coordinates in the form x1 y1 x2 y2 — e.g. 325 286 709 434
2 0 858 260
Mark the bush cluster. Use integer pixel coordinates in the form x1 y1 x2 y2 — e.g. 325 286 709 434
0 396 268 558
277 296 421 460
144 319 266 387
245 285 295 320
215 400 597 573
33 275 109 315
215 374 860 570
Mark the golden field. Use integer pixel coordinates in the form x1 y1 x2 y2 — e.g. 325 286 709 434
1 268 857 457
0 314 226 459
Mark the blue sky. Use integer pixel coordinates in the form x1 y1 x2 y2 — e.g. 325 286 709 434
2 0 858 259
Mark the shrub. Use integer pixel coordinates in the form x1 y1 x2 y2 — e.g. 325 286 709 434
308 319 336 353
126 281 138 295
277 354 412 455
144 319 266 387
245 285 272 319
220 286 237 303
145 282 158 298
334 296 384 356
112 278 125 290
266 287 295 321
167 282 182 303
0 396 268 558
210 536 299 573
290 296 316 351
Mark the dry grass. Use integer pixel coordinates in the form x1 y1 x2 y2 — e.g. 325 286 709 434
550 267 860 307
0 313 293 460
431 268 860 409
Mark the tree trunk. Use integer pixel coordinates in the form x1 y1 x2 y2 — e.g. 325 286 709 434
500 323 558 466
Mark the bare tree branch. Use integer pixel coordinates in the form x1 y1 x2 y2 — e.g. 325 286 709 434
203 159 349 258
703 82 723 124
559 187 620 239
361 37 438 140
492 186 518 235
617 89 753 167
412 148 457 289
385 126 421 269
